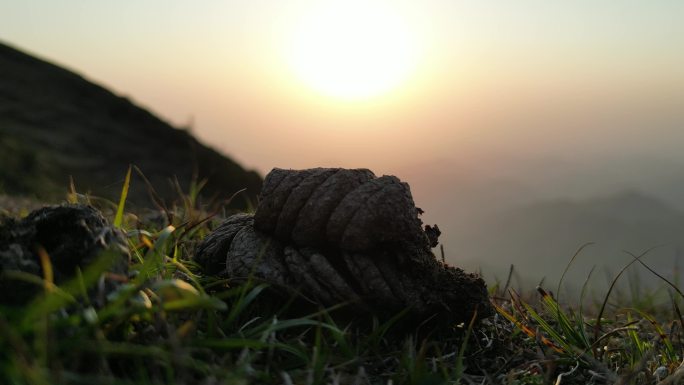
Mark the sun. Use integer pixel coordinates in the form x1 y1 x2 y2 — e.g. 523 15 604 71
286 1 419 101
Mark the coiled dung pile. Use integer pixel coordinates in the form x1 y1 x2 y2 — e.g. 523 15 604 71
195 168 491 324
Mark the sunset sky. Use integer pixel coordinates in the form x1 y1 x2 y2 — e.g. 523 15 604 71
3 1 682 175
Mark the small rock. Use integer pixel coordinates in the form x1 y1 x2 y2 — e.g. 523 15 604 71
654 366 668 381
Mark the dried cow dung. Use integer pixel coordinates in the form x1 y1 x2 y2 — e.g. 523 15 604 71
195 168 491 325
0 204 130 305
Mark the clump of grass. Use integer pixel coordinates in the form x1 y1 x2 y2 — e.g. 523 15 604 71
492 246 684 384
2 170 684 384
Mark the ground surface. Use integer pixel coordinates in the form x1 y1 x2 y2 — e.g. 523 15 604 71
0 193 683 384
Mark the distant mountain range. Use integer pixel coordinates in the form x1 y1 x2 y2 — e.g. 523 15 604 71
396 156 684 292
452 190 684 292
0 41 261 208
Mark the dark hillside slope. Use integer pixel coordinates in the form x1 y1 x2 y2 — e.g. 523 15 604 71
0 41 261 208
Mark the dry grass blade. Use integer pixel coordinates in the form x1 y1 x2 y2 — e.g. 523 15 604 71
113 165 131 228
554 361 579 385
624 249 684 301
133 165 171 221
556 242 594 306
36 246 53 291
593 247 655 356
493 295 566 354
502 264 514 296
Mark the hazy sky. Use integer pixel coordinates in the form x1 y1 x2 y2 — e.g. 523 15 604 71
2 1 684 194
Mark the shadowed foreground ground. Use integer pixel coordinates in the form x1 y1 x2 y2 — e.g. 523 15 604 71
1 192 683 384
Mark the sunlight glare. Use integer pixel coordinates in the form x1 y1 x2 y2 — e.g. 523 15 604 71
287 0 419 101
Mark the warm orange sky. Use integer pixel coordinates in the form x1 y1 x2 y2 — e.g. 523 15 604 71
2 1 683 178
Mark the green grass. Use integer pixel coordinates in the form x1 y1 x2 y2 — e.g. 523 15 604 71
1 177 684 384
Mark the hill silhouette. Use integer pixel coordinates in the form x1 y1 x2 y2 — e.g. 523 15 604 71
0 41 261 208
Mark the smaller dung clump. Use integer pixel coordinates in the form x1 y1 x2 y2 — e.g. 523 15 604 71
0 204 129 305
